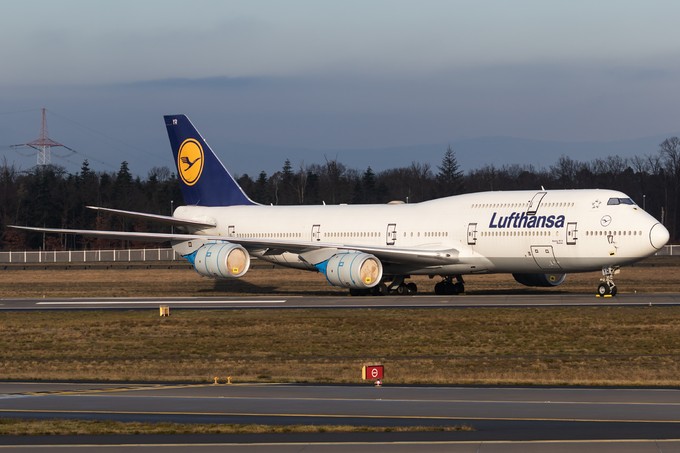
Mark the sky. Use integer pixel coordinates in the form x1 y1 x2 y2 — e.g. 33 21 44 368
1 0 680 177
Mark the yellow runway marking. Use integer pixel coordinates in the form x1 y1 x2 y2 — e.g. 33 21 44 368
14 383 221 397
12 384 680 408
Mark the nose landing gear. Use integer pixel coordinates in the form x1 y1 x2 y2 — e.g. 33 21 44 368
597 266 619 297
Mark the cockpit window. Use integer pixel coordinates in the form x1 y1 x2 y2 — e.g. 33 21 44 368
607 197 635 206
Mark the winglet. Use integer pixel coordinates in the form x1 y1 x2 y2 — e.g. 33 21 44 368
164 115 256 206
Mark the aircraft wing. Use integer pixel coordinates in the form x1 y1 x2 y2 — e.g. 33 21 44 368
8 225 460 265
301 243 459 265
229 237 459 265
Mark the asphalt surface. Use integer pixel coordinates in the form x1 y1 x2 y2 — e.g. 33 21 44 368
2 383 680 443
1 292 680 310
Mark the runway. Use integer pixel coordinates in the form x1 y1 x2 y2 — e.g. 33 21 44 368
1 382 680 450
2 292 680 310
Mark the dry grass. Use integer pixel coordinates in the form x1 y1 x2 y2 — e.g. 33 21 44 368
1 256 679 386
2 307 680 386
0 256 678 298
0 418 472 436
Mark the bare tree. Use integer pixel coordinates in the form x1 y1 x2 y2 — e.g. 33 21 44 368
148 166 172 182
659 137 680 239
295 162 308 204
630 155 649 174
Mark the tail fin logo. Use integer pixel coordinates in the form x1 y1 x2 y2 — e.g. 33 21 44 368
177 138 204 186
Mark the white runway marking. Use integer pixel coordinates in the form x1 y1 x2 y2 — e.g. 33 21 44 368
36 300 287 305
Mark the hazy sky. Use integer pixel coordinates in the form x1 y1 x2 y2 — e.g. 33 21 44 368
1 0 680 175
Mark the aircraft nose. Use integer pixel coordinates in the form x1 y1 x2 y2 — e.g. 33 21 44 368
649 223 670 250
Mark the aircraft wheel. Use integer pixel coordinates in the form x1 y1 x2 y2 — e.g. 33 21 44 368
396 284 408 295
434 281 445 295
610 285 618 296
454 282 465 294
406 282 417 294
597 283 610 296
449 283 459 295
371 283 388 296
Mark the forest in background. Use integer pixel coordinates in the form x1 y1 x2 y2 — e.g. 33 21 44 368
2 136 679 250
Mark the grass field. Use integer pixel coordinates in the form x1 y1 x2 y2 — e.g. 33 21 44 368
2 306 680 386
0 419 471 436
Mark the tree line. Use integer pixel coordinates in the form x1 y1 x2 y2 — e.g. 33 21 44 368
2 138 679 250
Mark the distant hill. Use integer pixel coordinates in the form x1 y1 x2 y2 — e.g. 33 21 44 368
221 133 679 176
4 132 676 177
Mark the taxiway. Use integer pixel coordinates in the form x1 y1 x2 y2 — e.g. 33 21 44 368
1 382 680 449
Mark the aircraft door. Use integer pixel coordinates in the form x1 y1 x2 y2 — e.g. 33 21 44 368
467 223 478 245
530 245 561 270
386 223 397 245
527 192 547 215
566 222 578 245
311 224 321 242
228 225 236 237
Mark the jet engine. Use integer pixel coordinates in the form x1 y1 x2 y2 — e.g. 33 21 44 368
320 252 383 289
513 273 566 287
192 242 250 279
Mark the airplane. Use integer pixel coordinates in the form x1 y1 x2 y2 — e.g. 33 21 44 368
10 114 670 297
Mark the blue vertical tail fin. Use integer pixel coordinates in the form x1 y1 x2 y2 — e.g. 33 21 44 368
164 114 256 206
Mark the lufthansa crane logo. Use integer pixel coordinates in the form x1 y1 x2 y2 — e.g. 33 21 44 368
177 138 204 186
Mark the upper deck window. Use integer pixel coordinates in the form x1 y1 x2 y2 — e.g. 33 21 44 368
607 197 635 206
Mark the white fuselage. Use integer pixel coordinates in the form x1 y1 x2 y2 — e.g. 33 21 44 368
173 189 667 277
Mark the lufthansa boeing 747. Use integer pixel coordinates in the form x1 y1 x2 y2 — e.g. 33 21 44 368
11 115 670 296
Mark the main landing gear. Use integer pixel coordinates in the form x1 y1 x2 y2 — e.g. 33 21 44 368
386 275 418 295
597 266 619 297
349 275 417 296
434 275 465 295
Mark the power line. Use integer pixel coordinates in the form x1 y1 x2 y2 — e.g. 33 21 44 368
10 108 74 166
48 110 167 166
2 108 148 172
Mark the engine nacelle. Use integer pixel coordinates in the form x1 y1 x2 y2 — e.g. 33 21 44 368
193 242 250 279
321 252 383 289
513 273 566 287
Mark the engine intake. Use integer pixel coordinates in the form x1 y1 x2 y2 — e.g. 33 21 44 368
513 273 566 287
193 242 250 279
320 252 383 289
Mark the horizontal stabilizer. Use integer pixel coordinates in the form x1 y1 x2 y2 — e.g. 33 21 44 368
86 206 216 229
8 225 211 242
